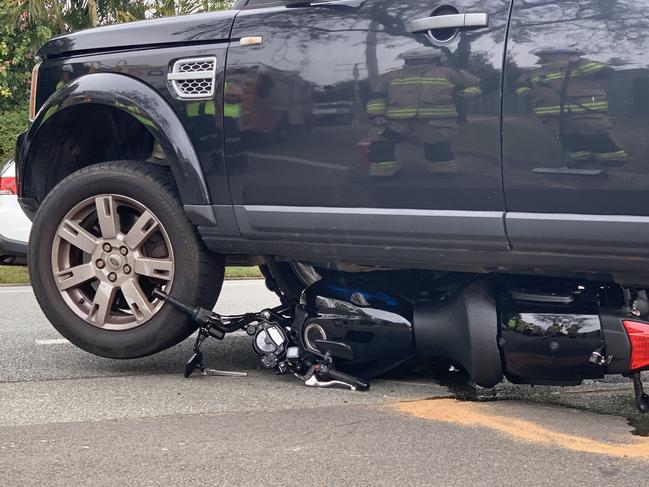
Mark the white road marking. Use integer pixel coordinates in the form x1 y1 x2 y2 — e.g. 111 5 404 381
35 338 70 345
223 280 266 286
0 288 32 294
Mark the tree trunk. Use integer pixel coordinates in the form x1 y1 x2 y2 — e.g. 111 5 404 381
88 0 98 27
365 17 379 83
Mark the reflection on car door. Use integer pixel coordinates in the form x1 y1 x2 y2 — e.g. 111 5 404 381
225 1 513 254
503 0 649 256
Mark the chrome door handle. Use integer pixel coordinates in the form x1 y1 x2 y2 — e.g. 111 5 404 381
408 13 489 34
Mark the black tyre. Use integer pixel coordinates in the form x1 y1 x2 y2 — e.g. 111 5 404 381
261 260 320 303
29 161 224 359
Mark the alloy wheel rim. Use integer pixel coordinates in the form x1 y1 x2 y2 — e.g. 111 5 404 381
51 194 175 331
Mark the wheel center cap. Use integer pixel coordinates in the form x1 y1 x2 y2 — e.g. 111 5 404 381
107 254 123 270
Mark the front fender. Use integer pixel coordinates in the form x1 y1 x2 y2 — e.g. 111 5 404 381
18 72 211 206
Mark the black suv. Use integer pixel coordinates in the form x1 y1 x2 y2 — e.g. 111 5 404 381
15 1 649 391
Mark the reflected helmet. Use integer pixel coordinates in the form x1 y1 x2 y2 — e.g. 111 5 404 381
225 82 243 97
399 47 443 64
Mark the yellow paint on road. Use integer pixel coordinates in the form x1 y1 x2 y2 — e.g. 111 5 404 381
398 399 649 460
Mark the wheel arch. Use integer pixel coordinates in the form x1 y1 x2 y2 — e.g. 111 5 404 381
17 72 211 216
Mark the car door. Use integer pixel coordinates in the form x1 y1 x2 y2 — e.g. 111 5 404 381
503 1 649 256
225 0 512 256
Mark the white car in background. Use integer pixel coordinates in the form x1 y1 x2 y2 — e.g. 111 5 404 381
0 157 31 265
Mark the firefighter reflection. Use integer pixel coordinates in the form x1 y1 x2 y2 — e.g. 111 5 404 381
185 98 217 134
223 81 244 160
365 48 481 177
56 64 74 90
516 48 626 165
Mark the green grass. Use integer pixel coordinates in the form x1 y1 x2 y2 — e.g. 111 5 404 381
224 266 263 279
0 108 29 161
0 266 29 284
0 266 262 285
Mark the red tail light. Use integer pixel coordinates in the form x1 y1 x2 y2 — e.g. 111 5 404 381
0 176 17 195
623 320 649 371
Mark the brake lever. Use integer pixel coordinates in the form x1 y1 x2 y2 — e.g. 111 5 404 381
304 374 359 391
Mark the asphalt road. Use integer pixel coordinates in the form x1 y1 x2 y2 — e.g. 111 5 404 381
2 281 649 486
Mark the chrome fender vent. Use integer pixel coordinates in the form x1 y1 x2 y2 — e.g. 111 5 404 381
167 57 217 100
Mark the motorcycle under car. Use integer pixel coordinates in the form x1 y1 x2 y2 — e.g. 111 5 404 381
152 289 368 391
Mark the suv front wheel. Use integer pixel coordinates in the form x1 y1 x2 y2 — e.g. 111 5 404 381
29 161 224 358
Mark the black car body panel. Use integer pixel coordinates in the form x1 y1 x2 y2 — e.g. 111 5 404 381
225 1 508 217
18 42 232 215
502 1 649 254
37 10 237 59
15 1 649 285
